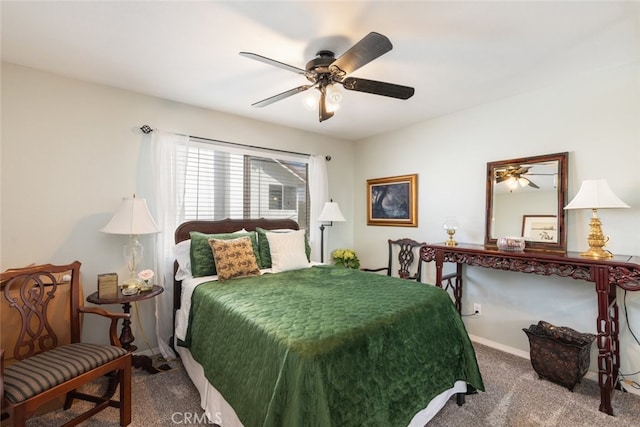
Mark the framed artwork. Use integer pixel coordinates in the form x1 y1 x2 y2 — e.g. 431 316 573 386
522 215 558 243
367 174 418 227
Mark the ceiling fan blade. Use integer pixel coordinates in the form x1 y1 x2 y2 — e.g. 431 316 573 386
342 77 415 99
240 52 308 75
251 85 313 107
330 32 393 76
319 90 334 122
527 180 540 189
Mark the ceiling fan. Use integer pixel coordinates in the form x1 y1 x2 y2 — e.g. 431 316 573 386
240 32 415 122
495 165 541 189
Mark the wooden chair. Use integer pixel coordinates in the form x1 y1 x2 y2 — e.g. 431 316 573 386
363 238 426 282
0 261 132 426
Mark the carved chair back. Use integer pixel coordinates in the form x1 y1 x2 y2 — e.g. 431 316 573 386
363 238 426 282
388 238 425 281
2 262 81 361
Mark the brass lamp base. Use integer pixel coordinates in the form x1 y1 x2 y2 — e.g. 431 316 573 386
445 229 458 246
580 210 612 259
580 247 613 259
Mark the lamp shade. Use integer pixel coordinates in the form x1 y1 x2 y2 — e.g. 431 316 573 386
101 196 160 235
317 202 346 222
564 180 630 210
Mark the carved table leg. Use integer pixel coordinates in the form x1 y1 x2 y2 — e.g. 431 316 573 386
611 295 620 392
594 266 615 415
434 249 444 286
119 302 160 374
442 263 463 314
119 302 136 352
453 263 463 313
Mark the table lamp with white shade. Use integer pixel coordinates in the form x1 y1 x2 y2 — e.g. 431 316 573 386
317 200 346 263
101 195 160 288
564 180 629 259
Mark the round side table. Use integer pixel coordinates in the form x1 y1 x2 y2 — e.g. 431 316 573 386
86 285 163 374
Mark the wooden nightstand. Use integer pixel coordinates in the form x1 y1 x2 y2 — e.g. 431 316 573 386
86 285 163 374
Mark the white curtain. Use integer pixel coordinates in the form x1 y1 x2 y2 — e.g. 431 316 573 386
149 129 190 359
149 135 322 357
309 155 328 262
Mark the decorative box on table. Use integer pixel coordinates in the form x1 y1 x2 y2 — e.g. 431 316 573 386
97 272 118 298
523 320 596 391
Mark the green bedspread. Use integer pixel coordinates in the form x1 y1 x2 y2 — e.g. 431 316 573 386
184 265 484 427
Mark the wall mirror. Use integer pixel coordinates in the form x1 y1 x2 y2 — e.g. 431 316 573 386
485 152 568 253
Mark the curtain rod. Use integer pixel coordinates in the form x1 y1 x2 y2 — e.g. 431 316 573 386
140 125 331 161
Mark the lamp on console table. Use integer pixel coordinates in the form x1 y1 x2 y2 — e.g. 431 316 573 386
318 200 346 263
443 216 459 246
564 180 629 259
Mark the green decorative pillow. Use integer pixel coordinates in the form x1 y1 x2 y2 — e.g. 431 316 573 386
256 227 311 269
190 231 261 277
209 237 261 281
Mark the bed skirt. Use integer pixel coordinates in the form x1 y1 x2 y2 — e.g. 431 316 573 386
175 338 466 426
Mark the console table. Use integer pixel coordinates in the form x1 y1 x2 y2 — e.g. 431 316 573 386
420 243 640 416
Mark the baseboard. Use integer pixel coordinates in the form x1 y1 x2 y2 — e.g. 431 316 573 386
469 334 531 359
468 334 600 383
621 382 640 396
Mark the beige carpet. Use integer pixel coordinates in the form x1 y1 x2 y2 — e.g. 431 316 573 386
25 343 640 426
428 344 639 426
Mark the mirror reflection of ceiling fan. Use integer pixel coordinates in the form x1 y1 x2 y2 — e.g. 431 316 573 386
495 165 557 190
240 32 415 122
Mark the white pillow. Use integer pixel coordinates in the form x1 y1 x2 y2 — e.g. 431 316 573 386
173 240 192 280
266 229 310 273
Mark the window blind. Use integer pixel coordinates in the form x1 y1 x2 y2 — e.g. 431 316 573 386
176 138 309 231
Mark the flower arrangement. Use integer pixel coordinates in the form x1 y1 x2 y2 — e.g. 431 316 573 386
331 249 360 269
138 269 154 291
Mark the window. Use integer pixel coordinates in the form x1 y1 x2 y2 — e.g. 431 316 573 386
177 139 309 230
268 185 297 210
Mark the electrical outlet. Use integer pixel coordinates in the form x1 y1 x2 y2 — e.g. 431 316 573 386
473 303 481 316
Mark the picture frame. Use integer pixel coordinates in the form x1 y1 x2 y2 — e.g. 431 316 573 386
367 174 418 227
522 215 558 243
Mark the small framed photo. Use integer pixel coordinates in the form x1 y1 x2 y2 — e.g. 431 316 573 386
366 174 418 227
522 215 558 243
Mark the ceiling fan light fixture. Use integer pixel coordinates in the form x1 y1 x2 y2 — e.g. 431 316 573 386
518 177 530 187
326 84 342 106
302 91 318 111
507 176 519 190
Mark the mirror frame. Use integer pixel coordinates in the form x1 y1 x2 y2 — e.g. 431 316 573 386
484 152 568 253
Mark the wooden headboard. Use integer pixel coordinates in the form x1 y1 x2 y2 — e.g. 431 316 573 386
173 218 300 313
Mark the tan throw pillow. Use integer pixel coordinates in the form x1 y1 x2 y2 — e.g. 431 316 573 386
208 236 261 281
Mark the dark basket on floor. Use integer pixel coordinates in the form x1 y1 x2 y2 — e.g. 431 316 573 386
523 321 596 391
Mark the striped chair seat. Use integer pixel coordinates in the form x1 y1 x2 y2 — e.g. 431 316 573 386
3 342 128 403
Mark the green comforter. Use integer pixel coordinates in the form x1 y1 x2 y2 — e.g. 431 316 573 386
184 265 483 427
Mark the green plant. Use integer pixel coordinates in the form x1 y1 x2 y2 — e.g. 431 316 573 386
331 249 360 269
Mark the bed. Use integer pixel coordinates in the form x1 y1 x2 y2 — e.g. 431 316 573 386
173 218 484 427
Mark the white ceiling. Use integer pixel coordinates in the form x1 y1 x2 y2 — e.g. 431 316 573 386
2 1 639 141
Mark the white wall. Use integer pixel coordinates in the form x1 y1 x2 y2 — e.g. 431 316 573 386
0 62 355 349
353 64 640 384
